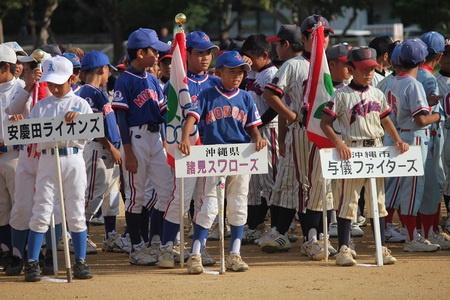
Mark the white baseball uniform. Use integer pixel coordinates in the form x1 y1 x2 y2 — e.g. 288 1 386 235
322 83 390 220
265 54 310 211
246 64 278 205
28 91 93 234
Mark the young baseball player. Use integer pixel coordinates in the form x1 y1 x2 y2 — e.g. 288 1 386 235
260 15 332 253
158 31 220 269
24 55 94 281
157 50 172 89
4 41 27 81
383 38 442 253
0 44 22 271
112 28 174 266
79 51 122 253
302 43 352 261
439 37 450 233
179 51 266 274
4 50 59 276
240 34 278 244
321 47 409 266
62 52 82 95
368 36 396 87
416 31 450 249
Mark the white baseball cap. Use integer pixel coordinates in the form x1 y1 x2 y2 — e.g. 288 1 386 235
3 41 27 56
39 56 73 84
18 50 52 63
0 44 17 64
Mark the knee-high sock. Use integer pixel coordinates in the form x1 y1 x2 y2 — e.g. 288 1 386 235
0 225 12 252
27 230 45 262
11 228 29 259
161 219 180 245
421 213 434 239
270 205 280 229
104 216 116 238
337 217 351 249
191 223 209 255
370 217 386 246
140 208 149 243
125 211 141 246
402 215 417 241
276 207 296 235
433 205 441 232
246 205 259 230
256 197 269 226
230 225 244 253
71 230 87 260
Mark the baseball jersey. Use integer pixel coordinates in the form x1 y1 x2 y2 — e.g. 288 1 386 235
436 70 450 96
386 73 430 130
246 63 278 126
187 84 262 145
0 77 26 144
112 67 165 126
371 69 391 87
28 90 93 151
79 84 121 145
377 73 395 93
322 82 391 143
265 54 309 113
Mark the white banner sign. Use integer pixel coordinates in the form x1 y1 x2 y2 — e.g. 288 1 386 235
175 143 268 178
319 145 423 179
3 113 104 145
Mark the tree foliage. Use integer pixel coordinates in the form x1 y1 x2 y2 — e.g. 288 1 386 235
392 0 450 34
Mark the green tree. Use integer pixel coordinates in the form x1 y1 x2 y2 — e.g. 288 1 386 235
0 0 23 43
392 0 450 34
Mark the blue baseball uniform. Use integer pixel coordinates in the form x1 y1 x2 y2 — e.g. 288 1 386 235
417 67 445 215
112 67 173 215
187 84 262 229
80 84 121 227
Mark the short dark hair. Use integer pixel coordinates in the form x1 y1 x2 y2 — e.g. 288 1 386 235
241 34 273 59
0 62 16 75
280 39 304 53
400 59 420 70
127 48 150 61
83 67 101 76
425 52 440 62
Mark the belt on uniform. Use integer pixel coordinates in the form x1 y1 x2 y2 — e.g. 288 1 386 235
0 145 18 153
139 124 160 133
351 139 375 147
41 147 79 156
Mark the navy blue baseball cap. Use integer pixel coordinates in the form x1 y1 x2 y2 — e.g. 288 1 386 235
127 28 171 52
186 31 219 51
81 51 117 71
62 52 81 68
326 43 351 62
400 38 428 65
391 43 403 65
421 31 445 54
266 25 303 44
347 47 379 69
215 51 250 71
300 15 334 34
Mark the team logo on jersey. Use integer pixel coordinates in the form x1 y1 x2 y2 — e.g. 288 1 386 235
113 90 123 102
103 103 114 116
349 99 381 125
191 95 198 107
205 106 247 125
284 94 292 106
71 107 80 112
85 97 94 107
133 89 159 107
271 77 279 85
246 79 263 96
47 63 55 72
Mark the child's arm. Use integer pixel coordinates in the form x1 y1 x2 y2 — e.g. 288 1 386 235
414 111 441 127
246 126 267 152
178 115 196 156
96 137 122 164
320 114 351 160
380 117 409 154
263 89 297 126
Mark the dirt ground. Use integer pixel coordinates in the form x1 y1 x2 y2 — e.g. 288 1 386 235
1 213 450 300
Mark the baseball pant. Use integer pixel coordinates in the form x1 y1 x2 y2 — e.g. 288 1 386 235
0 149 18 226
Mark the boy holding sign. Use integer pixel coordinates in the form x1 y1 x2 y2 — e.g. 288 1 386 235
179 51 266 274
320 47 408 266
24 56 94 281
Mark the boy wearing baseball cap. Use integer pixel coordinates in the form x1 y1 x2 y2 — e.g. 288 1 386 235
261 15 332 254
416 31 450 249
179 51 266 274
368 36 396 87
112 28 174 266
24 56 94 281
321 47 408 266
0 43 22 272
158 31 221 269
384 38 443 252
79 51 122 253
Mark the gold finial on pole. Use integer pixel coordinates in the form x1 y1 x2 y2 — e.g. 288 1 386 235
175 13 187 28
